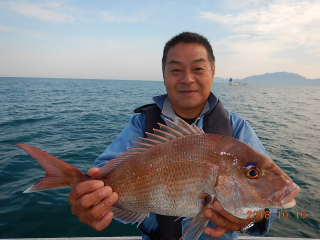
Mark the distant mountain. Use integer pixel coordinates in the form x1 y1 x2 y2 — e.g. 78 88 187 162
214 72 320 85
214 77 229 83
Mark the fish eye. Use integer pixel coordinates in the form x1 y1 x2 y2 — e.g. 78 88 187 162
245 166 261 179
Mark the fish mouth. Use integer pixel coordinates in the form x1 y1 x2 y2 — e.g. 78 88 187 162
282 199 296 208
273 183 300 208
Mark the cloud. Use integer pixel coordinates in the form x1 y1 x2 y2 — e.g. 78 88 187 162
0 24 15 32
0 24 52 40
46 2 60 8
198 0 320 58
219 0 270 10
0 1 74 22
99 10 140 22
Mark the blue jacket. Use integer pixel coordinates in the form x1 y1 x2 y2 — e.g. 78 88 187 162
94 93 277 240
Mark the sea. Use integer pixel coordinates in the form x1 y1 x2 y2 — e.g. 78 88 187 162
0 77 319 238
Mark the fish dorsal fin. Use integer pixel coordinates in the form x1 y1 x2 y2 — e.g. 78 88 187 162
91 154 132 179
146 132 168 142
169 118 195 134
131 117 202 150
191 123 204 134
151 129 176 140
110 206 148 226
168 117 204 134
93 117 202 178
158 123 185 137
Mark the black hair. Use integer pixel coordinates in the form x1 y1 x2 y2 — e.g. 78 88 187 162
162 32 215 71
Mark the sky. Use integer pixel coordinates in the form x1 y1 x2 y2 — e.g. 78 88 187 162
0 0 319 81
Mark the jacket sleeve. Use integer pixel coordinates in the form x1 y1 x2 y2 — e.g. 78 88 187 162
228 111 270 157
227 110 277 235
94 113 146 168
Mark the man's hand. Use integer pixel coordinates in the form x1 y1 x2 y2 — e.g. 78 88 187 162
203 200 264 238
68 168 118 231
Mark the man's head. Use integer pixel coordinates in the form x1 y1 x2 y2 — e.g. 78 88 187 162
162 32 215 119
162 32 215 72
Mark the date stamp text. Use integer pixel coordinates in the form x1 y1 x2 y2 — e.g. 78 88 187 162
247 210 306 219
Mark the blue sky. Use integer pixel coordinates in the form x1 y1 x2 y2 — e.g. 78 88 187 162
0 0 319 80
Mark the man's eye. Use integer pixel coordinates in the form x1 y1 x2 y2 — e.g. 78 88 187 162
171 69 180 73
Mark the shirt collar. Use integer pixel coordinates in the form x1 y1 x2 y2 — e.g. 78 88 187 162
160 96 211 124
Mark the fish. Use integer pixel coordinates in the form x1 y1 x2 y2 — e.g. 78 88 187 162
16 118 300 240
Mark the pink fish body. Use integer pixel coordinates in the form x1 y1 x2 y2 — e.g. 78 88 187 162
16 118 300 239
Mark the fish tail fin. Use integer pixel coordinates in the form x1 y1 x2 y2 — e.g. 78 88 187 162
15 143 89 193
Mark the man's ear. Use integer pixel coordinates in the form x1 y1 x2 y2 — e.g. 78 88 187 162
211 65 215 84
162 67 166 85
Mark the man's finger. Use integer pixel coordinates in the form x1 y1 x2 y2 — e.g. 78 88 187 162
72 186 113 213
203 225 227 238
87 167 100 176
88 192 118 219
69 180 104 203
212 200 252 227
203 208 240 232
92 211 114 231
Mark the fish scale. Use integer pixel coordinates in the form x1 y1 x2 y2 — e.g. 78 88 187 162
15 118 300 240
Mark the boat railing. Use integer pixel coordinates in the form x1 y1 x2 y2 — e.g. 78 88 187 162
2 237 319 240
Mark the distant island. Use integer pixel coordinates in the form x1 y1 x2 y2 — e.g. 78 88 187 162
214 72 320 86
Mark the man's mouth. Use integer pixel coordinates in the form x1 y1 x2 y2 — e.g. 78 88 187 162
179 90 197 94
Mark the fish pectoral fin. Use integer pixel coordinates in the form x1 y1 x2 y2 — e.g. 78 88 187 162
180 217 209 240
179 195 213 240
110 206 148 226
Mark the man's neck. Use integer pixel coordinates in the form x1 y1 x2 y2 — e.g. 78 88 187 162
172 106 204 119
176 115 198 125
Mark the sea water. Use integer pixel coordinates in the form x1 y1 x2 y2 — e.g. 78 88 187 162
0 77 319 238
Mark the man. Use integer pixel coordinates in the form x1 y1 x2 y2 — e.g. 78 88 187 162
68 32 276 239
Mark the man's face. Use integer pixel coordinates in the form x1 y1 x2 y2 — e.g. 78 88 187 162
163 43 215 118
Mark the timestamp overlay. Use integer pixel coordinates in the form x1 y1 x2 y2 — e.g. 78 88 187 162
245 206 319 238
247 210 307 220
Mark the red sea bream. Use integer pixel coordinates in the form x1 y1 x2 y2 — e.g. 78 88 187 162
16 118 300 240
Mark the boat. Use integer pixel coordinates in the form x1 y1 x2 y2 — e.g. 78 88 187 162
229 78 247 86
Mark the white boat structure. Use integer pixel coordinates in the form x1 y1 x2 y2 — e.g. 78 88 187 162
229 78 247 86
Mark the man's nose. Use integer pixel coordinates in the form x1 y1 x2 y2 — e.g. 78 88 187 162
180 70 195 84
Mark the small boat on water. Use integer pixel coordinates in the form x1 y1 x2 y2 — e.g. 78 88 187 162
229 78 247 86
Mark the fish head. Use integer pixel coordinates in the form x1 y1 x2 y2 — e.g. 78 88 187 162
214 143 300 218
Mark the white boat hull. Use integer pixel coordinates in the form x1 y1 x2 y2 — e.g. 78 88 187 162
229 82 247 86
